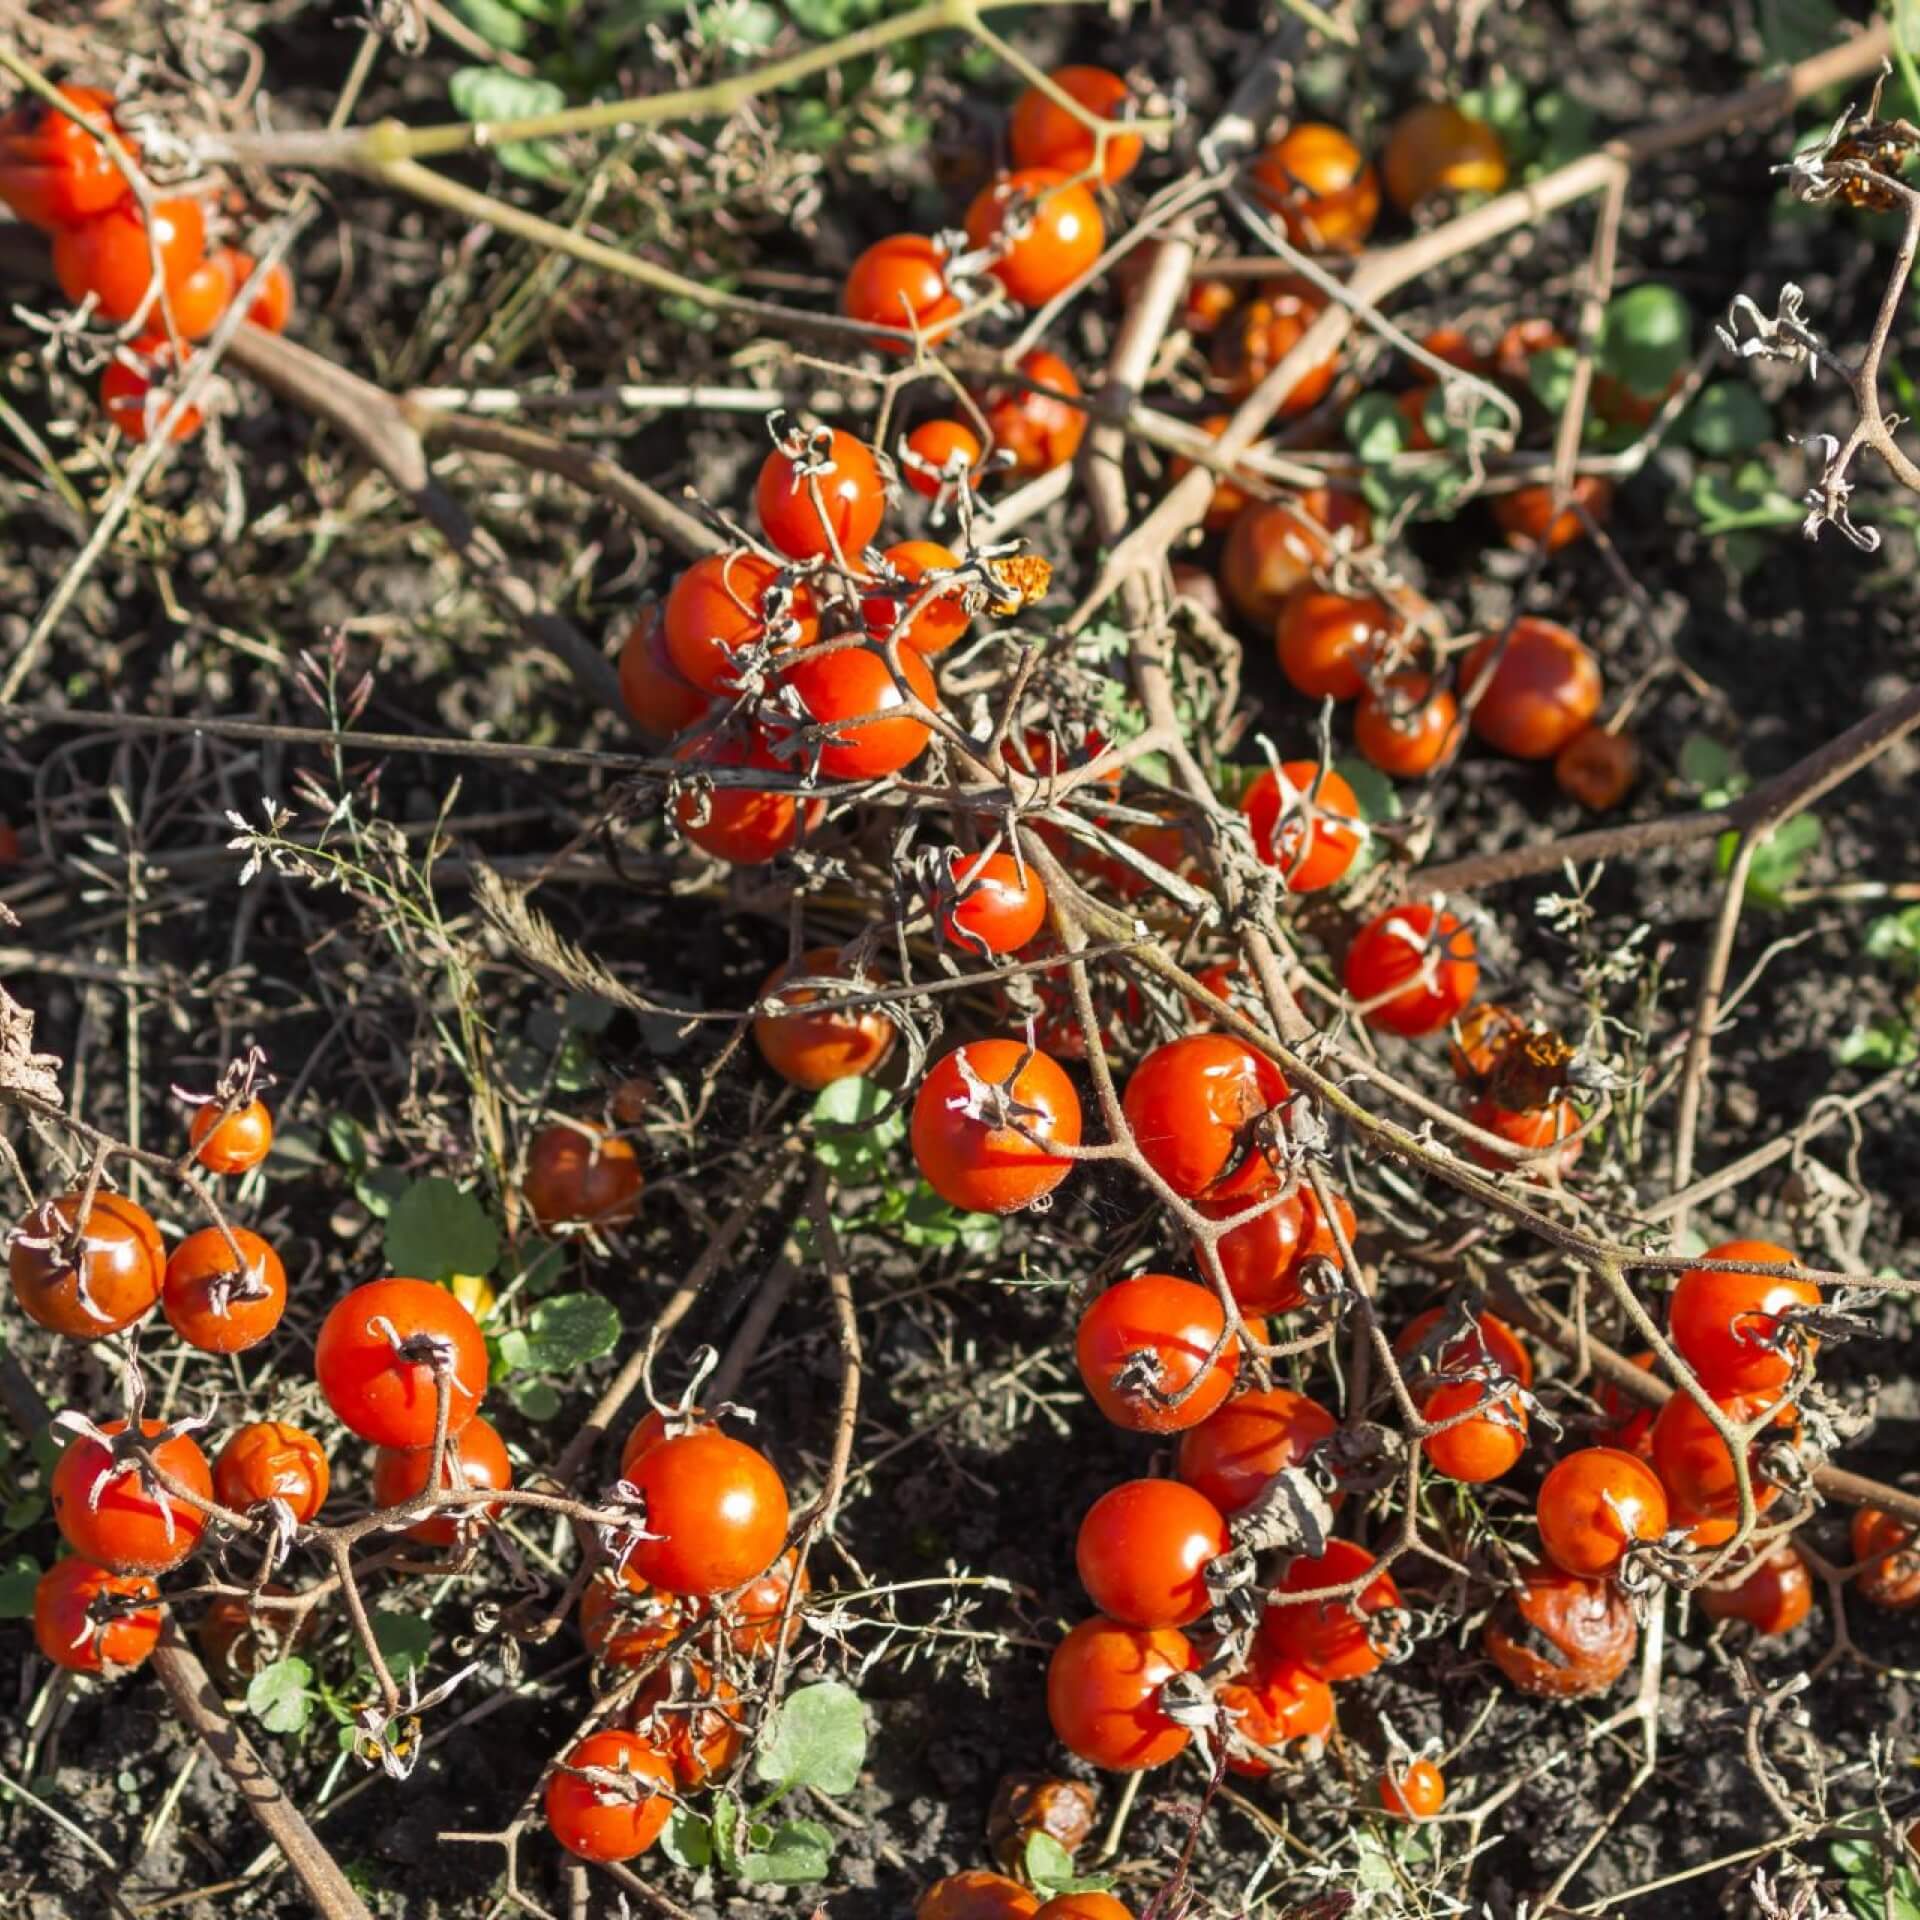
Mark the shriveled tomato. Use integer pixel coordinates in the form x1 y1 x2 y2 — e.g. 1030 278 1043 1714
1344 904 1479 1037
1483 1565 1636 1698
1250 123 1380 253
1259 1539 1401 1681
1218 1653 1334 1773
10 1190 164 1338
1009 66 1141 183
754 948 895 1089
1122 1033 1289 1201
524 1124 643 1230
632 1658 742 1787
910 1038 1081 1215
1046 1614 1199 1771
1177 1386 1337 1515
212 1421 329 1523
162 1226 286 1353
1075 1478 1229 1628
1668 1239 1816 1394
1554 725 1639 811
964 169 1105 308
1465 1093 1583 1178
1241 762 1363 893
372 1414 513 1546
1077 1274 1240 1433
1459 618 1602 760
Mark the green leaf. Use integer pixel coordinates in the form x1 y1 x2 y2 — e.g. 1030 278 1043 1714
247 1658 314 1735
1677 733 1742 800
326 1114 371 1173
1527 345 1578 414
1344 393 1410 465
810 1077 905 1181
1722 811 1821 908
1336 756 1401 825
354 1166 410 1221
1529 91 1596 172
738 1818 835 1886
4 1494 44 1530
0 1554 39 1618
1835 1017 1918 1068
384 1177 500 1283
752 1680 867 1794
1026 1831 1077 1896
1687 382 1773 456
1865 905 1920 976
450 0 536 50
1759 0 1842 66
660 1809 715 1871
506 1375 562 1420
1600 283 1693 399
710 1794 743 1876
369 1612 433 1680
445 69 569 183
524 1293 621 1370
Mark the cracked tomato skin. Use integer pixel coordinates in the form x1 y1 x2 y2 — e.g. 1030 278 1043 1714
1258 1539 1400 1682
1483 1564 1637 1699
910 1038 1082 1215
162 1225 287 1353
544 1728 675 1863
1076 1273 1240 1435
620 1428 789 1598
980 350 1085 476
52 1418 213 1575
34 1557 161 1674
1121 1034 1289 1202
372 1414 513 1546
314 1277 488 1449
1075 1478 1229 1629
1218 1652 1334 1774
212 1421 330 1523
1046 1614 1199 1772
9 1190 164 1339
1667 1239 1817 1395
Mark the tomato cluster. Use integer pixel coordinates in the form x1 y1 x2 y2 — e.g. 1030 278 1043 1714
0 84 295 445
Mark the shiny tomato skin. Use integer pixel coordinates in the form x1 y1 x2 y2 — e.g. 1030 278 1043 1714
663 551 818 695
1274 587 1392 701
1648 1388 1788 1521
1381 102 1508 211
980 350 1085 474
622 1428 789 1597
673 728 823 866
1177 1387 1337 1515
941 851 1048 955
904 418 984 499
1121 1033 1289 1202
1075 1478 1229 1628
34 1557 161 1673
1344 904 1478 1037
1218 1652 1334 1774
544 1728 675 1863
1259 1539 1401 1681
0 84 134 230
52 1418 213 1575
10 1190 164 1338
214 248 295 333
371 1414 513 1546
753 948 894 1089
1241 761 1363 893
1395 1304 1534 1390
1700 1546 1814 1635
314 1277 489 1449
769 640 938 780
524 1124 643 1230
1420 1376 1528 1483
1667 1239 1816 1394
843 232 960 349
1355 672 1460 779
917 1870 1039 1920
618 605 709 738
1250 123 1380 253
756 427 887 562
101 336 203 443
910 1038 1081 1215
1032 1896 1132 1920
1076 1273 1240 1434
1009 66 1140 183
190 1098 273 1173
1046 1613 1199 1771
1536 1445 1669 1577
1852 1507 1920 1609
964 168 1105 307
162 1226 287 1352
1380 1758 1446 1817
52 195 207 324
212 1421 330 1522
1218 493 1372 627
863 540 970 653
1193 1186 1307 1314
1460 618 1601 760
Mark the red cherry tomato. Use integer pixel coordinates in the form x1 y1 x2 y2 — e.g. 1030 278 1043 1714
1484 1565 1636 1698
1667 1239 1816 1394
1648 1388 1789 1521
941 851 1048 955
862 540 971 654
1121 1033 1289 1201
1596 1350 1660 1457
1034 1896 1132 1920
1177 1387 1337 1515
213 248 295 334
618 605 709 737
314 1276 488 1449
622 1428 789 1597
1218 1652 1334 1774
212 1421 330 1523
1076 1273 1241 1434
662 551 819 695
964 169 1105 308
1464 1093 1584 1178
1046 1614 1198 1771
1381 103 1508 211
910 1038 1081 1215
1343 904 1479 1037
979 350 1085 475
52 1418 213 1575
1211 277 1338 411
189 1097 273 1173
1380 1758 1446 1818
1249 123 1380 253
1459 618 1602 760
0 84 136 231
1258 1539 1401 1681
1491 476 1613 552
372 1415 513 1546
725 1547 809 1655
1395 1304 1535 1390
1218 492 1373 627
1700 1547 1814 1635
769 640 938 780
673 728 824 866
578 1562 685 1666
904 418 983 499
1536 1445 1669 1577
842 232 960 349
1852 1507 1920 1610
1421 1377 1528 1484
1275 588 1396 701
753 948 895 1089
918 1871 1039 1920
1193 1187 1307 1313
1009 66 1141 183
100 333 202 444
163 254 232 340
9 1190 164 1338
544 1728 675 1863
34 1557 161 1674
1355 672 1460 780
162 1225 287 1353
52 195 207 325
756 426 887 562
524 1124 643 1230
1241 762 1364 893
1075 1478 1229 1628
632 1658 743 1788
